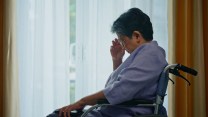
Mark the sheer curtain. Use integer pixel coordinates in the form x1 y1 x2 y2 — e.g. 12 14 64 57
16 0 168 116
75 0 168 109
75 0 131 101
16 0 70 117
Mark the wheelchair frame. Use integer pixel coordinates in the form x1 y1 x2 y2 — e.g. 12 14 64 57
80 64 197 117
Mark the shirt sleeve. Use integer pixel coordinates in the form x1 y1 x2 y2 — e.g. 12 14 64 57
103 54 167 105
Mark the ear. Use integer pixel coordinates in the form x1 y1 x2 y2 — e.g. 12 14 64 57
132 31 143 44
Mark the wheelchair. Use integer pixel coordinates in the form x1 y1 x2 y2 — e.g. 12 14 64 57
53 64 197 117
78 64 197 117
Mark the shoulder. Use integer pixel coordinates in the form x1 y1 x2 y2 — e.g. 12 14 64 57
131 42 167 67
139 41 166 58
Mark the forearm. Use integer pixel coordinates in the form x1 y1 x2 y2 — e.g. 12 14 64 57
80 91 106 106
113 59 122 70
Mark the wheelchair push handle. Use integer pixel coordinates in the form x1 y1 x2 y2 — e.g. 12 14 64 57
177 64 198 76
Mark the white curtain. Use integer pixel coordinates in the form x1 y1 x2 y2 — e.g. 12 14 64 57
75 0 131 101
16 0 70 117
16 0 168 116
75 0 168 110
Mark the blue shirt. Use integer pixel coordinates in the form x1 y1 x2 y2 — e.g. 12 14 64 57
87 41 168 117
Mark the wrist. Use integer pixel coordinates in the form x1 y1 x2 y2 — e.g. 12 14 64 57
112 58 122 62
112 58 122 70
79 98 87 107
112 59 122 65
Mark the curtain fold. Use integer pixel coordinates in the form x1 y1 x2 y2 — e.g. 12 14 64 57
175 1 194 117
16 0 70 116
0 0 4 116
3 0 20 117
167 0 176 116
168 0 207 117
202 0 208 115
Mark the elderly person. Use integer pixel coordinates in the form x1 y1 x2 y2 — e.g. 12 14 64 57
47 7 168 117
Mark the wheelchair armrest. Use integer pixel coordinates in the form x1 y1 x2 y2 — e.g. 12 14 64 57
97 99 154 106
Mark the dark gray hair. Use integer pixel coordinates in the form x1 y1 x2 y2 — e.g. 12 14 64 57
111 8 153 41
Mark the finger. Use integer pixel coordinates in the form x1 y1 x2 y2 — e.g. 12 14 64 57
114 39 119 45
116 41 123 47
112 40 116 46
59 108 64 117
68 110 71 117
64 109 67 117
113 38 119 44
61 108 67 117
115 38 121 44
112 41 121 48
64 107 71 117
115 38 118 42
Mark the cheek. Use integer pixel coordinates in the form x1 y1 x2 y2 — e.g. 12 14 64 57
124 44 130 52
125 43 135 53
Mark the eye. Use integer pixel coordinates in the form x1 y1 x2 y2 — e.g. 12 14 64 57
118 39 125 47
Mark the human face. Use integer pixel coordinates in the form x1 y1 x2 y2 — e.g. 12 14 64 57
117 34 138 54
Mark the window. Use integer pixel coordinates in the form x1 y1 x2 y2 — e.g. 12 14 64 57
17 0 168 117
